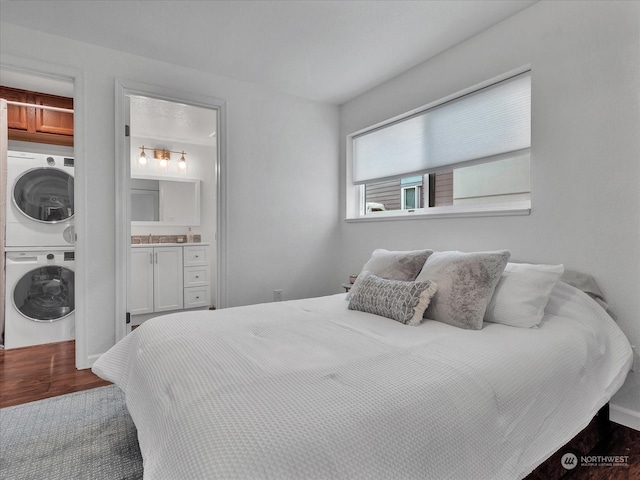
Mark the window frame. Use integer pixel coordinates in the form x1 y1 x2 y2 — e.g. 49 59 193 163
345 66 532 222
400 184 421 210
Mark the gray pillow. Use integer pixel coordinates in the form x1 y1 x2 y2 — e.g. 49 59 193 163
415 250 511 330
347 248 433 299
348 272 437 326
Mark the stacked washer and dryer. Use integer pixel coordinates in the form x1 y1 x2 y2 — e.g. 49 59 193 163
3 150 75 349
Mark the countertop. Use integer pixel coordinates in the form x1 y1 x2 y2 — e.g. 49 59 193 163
131 242 210 247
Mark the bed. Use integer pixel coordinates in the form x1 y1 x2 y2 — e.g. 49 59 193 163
93 251 633 480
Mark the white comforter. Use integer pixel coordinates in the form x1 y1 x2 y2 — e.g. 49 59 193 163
93 282 632 480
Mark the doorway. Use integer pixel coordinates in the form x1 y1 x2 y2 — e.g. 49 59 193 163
0 66 77 352
114 80 227 343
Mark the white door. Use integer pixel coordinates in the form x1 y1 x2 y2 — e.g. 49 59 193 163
154 247 183 312
129 247 154 315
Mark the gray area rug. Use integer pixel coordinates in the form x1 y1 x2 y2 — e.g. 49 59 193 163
0 385 143 480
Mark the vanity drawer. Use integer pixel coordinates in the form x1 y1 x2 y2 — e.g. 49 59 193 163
184 266 210 287
183 245 208 266
184 286 211 309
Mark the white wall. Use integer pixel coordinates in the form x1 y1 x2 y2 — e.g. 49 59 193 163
340 1 640 383
1 22 341 365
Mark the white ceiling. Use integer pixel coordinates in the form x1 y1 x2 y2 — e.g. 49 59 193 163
0 0 537 105
130 95 217 146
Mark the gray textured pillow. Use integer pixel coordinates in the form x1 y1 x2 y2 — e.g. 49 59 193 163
348 272 437 326
415 250 511 330
347 248 433 299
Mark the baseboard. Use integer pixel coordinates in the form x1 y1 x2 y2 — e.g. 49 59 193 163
82 353 103 369
610 384 640 431
610 403 640 431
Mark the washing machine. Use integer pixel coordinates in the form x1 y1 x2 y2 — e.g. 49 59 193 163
3 249 75 349
6 150 75 247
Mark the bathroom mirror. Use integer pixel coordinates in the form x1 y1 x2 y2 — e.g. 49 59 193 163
131 176 200 226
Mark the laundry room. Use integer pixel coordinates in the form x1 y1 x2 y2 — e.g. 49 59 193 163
0 69 76 349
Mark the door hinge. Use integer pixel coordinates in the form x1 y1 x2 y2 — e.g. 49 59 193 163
125 124 130 137
126 312 131 324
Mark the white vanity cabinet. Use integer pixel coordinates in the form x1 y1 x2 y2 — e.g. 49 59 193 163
130 246 184 314
130 244 210 320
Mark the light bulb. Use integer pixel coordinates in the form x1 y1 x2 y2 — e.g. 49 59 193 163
178 152 186 169
138 147 147 166
159 158 168 168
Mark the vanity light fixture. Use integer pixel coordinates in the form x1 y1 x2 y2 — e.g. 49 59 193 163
138 147 187 169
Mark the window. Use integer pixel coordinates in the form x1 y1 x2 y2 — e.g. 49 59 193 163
402 186 419 209
348 70 531 219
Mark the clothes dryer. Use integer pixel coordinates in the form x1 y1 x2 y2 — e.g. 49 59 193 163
3 249 75 349
6 151 75 247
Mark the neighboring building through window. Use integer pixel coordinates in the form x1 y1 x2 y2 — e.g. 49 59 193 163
349 69 531 218
400 176 422 210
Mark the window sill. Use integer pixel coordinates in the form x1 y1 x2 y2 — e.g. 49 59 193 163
345 202 531 223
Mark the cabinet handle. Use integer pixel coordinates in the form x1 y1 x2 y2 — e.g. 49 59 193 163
154 252 158 264
195 296 200 299
195 255 199 258
149 252 153 264
195 275 199 279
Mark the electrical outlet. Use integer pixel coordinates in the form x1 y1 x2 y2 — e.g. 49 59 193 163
274 289 283 302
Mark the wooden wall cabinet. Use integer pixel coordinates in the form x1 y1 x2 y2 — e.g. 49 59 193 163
0 86 74 146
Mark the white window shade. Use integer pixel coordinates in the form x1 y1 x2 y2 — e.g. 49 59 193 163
353 71 531 185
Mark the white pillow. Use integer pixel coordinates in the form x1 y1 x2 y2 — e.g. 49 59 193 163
484 262 564 328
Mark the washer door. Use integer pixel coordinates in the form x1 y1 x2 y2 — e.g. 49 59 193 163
13 266 75 322
13 167 74 223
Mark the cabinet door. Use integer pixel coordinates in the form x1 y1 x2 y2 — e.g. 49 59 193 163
0 87 28 131
154 247 184 312
34 93 74 136
130 248 154 315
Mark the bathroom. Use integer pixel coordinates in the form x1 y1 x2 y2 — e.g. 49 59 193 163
127 95 217 327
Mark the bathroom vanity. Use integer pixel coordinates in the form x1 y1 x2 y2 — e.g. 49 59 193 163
130 243 211 322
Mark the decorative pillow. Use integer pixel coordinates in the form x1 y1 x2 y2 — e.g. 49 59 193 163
484 263 564 328
347 248 433 299
348 272 437 326
415 250 510 330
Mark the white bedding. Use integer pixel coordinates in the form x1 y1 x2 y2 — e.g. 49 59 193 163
93 282 632 480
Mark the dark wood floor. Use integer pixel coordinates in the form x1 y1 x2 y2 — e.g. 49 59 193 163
0 340 110 408
0 340 638 479
559 420 640 480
